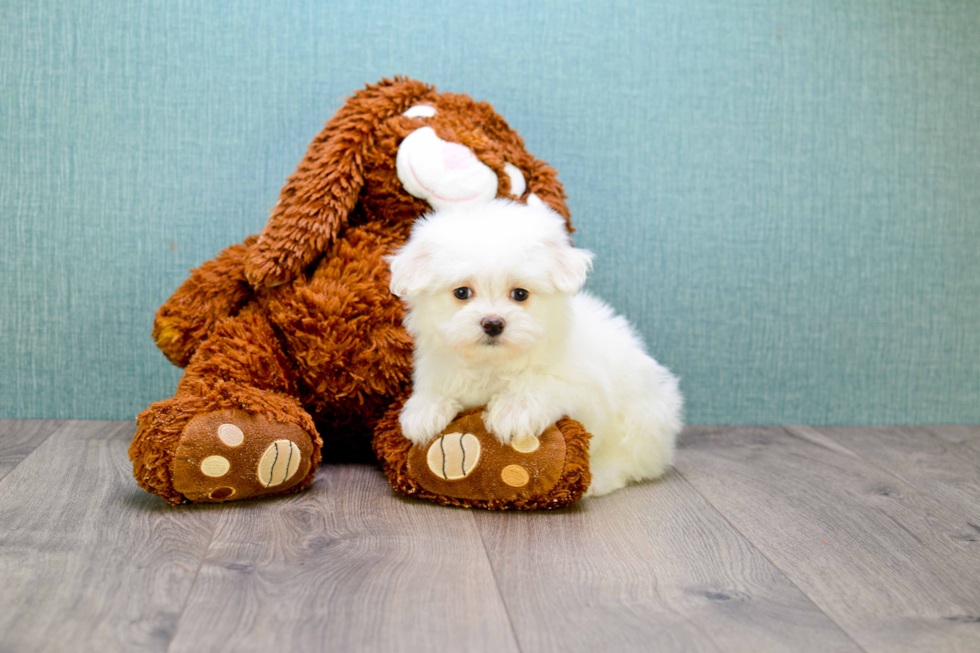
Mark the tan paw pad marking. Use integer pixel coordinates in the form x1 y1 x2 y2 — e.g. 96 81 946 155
501 464 530 487
257 440 302 488
209 487 235 500
427 432 481 480
511 435 540 453
200 455 231 477
217 423 244 447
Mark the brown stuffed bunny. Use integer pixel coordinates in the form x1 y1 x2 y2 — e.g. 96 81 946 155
130 77 589 507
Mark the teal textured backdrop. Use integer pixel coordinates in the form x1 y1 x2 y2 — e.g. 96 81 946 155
1 0 978 423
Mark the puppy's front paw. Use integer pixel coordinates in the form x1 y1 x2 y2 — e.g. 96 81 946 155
483 393 562 444
399 396 460 444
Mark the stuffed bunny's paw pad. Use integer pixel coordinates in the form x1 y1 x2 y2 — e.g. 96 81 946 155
172 409 315 502
406 411 566 502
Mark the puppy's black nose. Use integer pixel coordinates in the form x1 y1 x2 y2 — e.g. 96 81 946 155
481 316 505 337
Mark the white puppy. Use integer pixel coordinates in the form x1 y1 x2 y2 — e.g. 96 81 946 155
388 199 683 496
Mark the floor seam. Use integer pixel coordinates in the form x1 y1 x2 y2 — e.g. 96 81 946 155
163 509 222 653
672 452 871 653
790 425 980 527
0 419 67 484
472 513 525 653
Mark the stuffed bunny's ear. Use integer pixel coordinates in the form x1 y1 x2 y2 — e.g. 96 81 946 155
245 78 434 287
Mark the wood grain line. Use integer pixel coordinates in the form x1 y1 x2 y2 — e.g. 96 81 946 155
0 420 221 653
797 425 980 525
677 425 980 653
166 464 521 653
475 469 863 653
0 419 65 481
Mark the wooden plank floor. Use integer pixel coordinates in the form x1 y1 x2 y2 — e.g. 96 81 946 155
0 422 978 653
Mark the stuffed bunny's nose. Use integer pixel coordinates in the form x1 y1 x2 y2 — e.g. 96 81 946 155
442 141 476 170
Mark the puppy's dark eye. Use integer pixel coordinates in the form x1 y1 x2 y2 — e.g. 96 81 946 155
510 288 529 302
453 287 473 300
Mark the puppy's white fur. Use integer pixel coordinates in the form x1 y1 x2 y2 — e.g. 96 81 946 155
389 200 683 496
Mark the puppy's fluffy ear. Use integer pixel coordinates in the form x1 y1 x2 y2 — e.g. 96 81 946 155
551 242 594 294
387 240 434 298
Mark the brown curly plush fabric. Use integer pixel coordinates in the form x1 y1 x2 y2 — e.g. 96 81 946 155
130 77 583 505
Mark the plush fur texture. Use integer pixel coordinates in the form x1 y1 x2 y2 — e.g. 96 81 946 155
389 200 683 496
130 78 574 504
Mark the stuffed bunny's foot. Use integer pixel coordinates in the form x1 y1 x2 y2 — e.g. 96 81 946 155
171 409 316 502
374 406 592 510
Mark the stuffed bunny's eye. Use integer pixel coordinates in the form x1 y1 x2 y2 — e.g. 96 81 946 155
454 287 473 300
503 163 526 197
